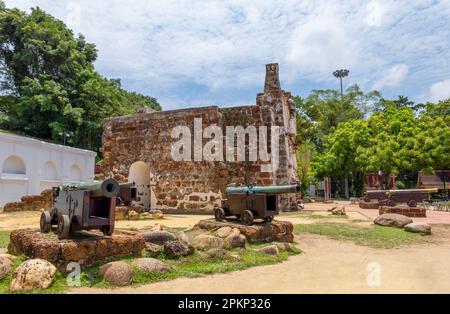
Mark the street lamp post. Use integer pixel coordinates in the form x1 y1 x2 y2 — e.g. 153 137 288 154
333 69 350 198
333 69 350 98
59 131 71 146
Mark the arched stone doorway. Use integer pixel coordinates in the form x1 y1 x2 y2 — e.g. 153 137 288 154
128 161 152 210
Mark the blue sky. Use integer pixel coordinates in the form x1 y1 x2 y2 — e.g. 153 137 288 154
4 0 450 110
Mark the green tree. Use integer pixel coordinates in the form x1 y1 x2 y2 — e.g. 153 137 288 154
0 3 160 152
312 120 370 196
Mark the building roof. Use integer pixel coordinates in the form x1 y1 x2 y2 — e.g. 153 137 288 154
0 130 97 157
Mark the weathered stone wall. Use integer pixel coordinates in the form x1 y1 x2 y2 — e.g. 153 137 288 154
101 64 299 213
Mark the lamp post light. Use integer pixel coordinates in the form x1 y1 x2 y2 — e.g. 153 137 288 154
333 69 350 98
333 69 350 199
59 131 71 146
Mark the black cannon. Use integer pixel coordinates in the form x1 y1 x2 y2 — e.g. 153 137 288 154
214 184 301 225
363 188 437 207
117 182 138 206
40 178 120 239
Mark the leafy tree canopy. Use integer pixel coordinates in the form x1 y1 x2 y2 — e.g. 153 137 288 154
0 2 160 152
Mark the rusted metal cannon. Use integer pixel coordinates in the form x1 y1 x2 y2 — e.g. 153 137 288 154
40 178 120 239
214 184 301 225
363 188 437 207
117 182 138 206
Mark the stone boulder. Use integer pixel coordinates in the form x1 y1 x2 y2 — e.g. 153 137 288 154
195 219 294 243
142 231 177 245
204 248 228 259
177 232 190 244
164 240 194 258
193 234 223 250
150 209 164 219
374 213 413 228
224 229 246 249
255 245 279 256
0 256 13 280
145 243 163 257
405 222 432 235
10 259 57 291
99 261 133 286
115 206 129 221
128 210 140 220
0 253 17 262
140 212 151 219
214 226 233 238
274 242 298 253
132 258 170 273
328 206 346 215
8 229 145 267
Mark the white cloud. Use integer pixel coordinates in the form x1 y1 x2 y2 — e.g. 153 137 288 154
3 0 450 108
428 79 450 102
366 1 386 27
372 64 408 90
285 8 361 80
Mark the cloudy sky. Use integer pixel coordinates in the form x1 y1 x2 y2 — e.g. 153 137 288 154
4 0 450 110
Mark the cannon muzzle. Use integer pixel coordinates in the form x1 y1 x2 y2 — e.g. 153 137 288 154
225 184 300 195
62 178 121 198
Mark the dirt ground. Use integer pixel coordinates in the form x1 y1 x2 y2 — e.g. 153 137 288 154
3 203 450 293
71 232 450 294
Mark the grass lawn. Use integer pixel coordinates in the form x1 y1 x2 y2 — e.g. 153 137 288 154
294 222 433 249
0 243 300 294
0 229 10 248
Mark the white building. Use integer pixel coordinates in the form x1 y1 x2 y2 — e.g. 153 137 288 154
0 131 96 207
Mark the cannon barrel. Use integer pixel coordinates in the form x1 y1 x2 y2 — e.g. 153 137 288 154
366 188 438 194
119 182 134 188
66 178 120 198
225 184 300 195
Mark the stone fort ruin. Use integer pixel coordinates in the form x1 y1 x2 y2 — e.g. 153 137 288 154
101 64 299 213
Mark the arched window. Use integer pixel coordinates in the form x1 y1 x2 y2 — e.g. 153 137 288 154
70 164 82 182
2 156 26 175
42 161 58 180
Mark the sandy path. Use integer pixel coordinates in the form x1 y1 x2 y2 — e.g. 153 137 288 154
0 211 212 231
70 233 450 294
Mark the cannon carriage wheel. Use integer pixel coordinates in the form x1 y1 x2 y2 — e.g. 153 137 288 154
387 199 396 207
407 200 418 207
57 215 71 240
40 211 52 233
101 225 114 236
214 207 226 221
241 210 254 225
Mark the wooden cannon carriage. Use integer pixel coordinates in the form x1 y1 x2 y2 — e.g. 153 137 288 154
363 188 437 207
214 184 301 225
40 178 120 239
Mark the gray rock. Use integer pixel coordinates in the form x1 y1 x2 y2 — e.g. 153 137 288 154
214 226 233 238
274 242 297 252
177 232 190 244
99 261 133 286
205 248 228 259
150 209 164 219
0 253 17 262
374 213 413 228
224 233 246 249
193 234 223 250
10 259 56 291
405 222 432 235
132 258 170 273
164 240 194 258
142 231 177 245
0 256 13 280
255 245 279 256
145 242 163 257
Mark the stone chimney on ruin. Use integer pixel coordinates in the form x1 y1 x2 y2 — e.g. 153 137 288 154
264 63 281 93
